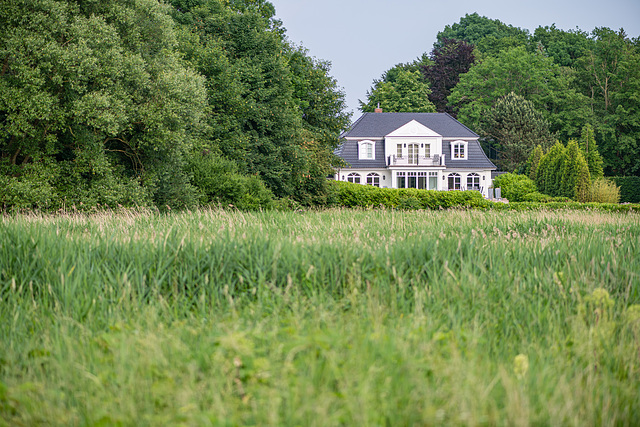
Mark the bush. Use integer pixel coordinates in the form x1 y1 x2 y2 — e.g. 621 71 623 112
521 192 572 203
492 173 537 202
330 181 487 210
588 178 620 204
187 152 274 210
610 176 640 203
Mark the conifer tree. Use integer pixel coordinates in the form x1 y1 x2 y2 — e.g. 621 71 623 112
579 124 604 180
561 140 590 199
526 145 544 181
480 92 553 172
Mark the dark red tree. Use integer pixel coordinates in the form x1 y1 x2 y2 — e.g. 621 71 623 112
422 38 475 116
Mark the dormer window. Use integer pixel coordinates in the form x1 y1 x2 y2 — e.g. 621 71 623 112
451 141 467 159
358 140 375 160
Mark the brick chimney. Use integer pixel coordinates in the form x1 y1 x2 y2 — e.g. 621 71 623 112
374 103 382 113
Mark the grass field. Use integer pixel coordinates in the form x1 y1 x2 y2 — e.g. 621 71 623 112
1 208 639 426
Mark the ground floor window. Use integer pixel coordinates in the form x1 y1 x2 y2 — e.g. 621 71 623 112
448 173 461 190
396 171 440 189
429 171 438 190
467 173 480 191
366 172 380 187
418 172 427 189
347 172 361 184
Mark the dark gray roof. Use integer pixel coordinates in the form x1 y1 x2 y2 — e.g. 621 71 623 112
444 140 496 170
335 139 387 169
343 112 478 139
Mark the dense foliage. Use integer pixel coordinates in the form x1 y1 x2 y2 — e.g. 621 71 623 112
1 0 350 211
611 176 640 203
3 4 639 211
362 13 640 178
330 181 486 209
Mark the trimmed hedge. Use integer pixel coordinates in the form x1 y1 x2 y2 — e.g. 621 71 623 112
330 181 487 209
611 176 640 203
488 201 640 213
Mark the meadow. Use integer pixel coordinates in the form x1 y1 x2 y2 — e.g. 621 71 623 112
1 208 639 426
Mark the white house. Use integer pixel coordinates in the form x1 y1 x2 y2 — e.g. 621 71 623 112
334 112 497 197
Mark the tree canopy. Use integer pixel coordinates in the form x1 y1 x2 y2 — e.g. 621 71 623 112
363 13 639 177
1 0 351 210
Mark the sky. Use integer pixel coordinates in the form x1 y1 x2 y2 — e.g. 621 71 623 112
270 0 640 118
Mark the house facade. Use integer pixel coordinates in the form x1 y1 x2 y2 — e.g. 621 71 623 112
334 112 496 197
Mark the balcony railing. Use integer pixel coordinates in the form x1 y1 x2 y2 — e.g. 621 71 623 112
388 154 444 166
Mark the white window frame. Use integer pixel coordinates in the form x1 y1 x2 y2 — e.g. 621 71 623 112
451 140 468 160
366 172 380 187
347 172 361 184
467 173 480 191
448 173 461 190
358 140 376 160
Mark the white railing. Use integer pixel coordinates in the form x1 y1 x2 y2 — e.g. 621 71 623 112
388 155 444 166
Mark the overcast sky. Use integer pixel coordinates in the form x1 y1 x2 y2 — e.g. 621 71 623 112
270 0 640 118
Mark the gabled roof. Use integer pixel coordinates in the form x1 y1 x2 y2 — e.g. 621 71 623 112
342 112 478 139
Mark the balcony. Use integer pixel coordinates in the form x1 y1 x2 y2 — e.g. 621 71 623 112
388 154 445 167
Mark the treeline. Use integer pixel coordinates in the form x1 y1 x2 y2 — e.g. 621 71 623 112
362 13 640 178
0 0 350 211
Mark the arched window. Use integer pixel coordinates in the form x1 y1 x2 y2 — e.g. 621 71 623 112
347 172 361 184
358 140 375 160
448 173 461 190
451 140 468 160
467 173 480 191
366 172 380 187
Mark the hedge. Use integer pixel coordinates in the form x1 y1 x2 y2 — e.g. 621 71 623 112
610 176 640 203
487 201 640 213
329 181 487 209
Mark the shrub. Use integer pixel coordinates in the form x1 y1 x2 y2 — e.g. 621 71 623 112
588 178 620 204
330 181 487 210
187 152 274 210
491 173 537 202
610 176 640 203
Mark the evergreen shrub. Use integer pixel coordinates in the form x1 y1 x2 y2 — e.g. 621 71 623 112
330 181 487 209
611 176 640 203
491 173 537 202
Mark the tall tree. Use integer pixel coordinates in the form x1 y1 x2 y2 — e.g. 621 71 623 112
532 25 591 68
170 0 350 202
576 28 640 176
578 124 604 179
448 46 592 142
561 140 590 199
480 92 553 172
0 0 208 209
359 69 435 113
422 37 475 115
436 13 530 57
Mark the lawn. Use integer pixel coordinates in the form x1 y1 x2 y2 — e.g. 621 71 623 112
1 208 639 426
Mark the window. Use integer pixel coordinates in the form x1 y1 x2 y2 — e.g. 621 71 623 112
418 172 428 189
467 173 480 191
448 173 461 190
407 171 417 188
424 144 431 158
347 173 361 184
451 141 468 160
358 140 375 160
408 144 419 165
396 144 403 159
366 173 380 187
396 171 406 188
428 171 438 190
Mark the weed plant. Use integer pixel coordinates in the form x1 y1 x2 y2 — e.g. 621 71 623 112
1 208 639 425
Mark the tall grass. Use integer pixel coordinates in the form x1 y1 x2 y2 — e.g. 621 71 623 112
1 208 639 425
